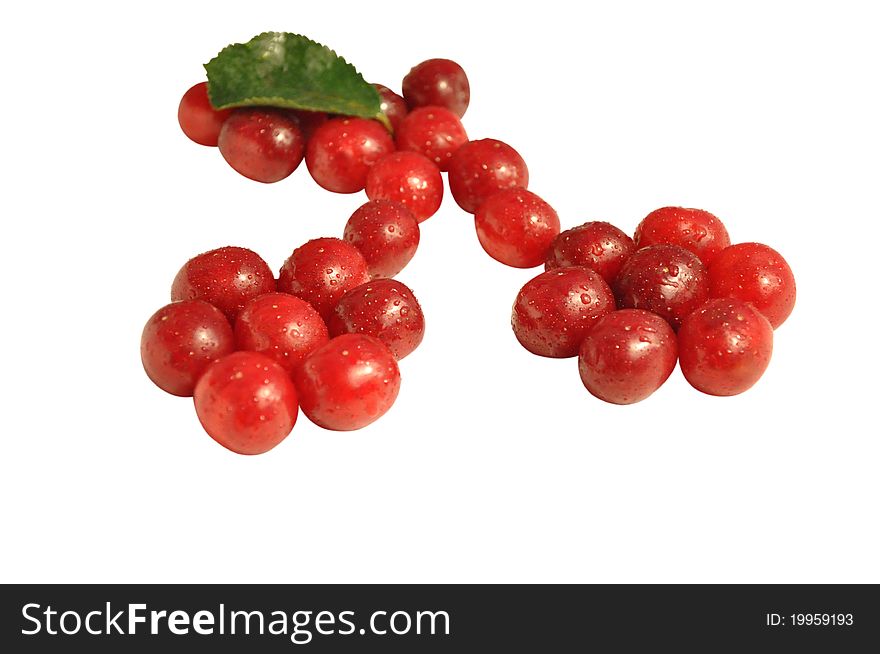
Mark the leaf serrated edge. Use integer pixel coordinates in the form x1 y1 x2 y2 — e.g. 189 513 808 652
203 31 390 131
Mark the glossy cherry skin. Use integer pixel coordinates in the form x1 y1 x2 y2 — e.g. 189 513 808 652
448 139 529 213
343 200 420 279
327 279 425 360
475 188 560 268
193 351 298 455
177 82 232 146
288 109 329 141
678 298 774 396
293 334 401 431
613 244 710 330
374 84 408 132
171 246 276 322
578 309 678 404
141 300 235 397
709 243 796 329
305 117 395 193
395 106 468 171
545 221 636 284
217 109 305 183
365 151 443 222
511 266 616 358
635 206 731 266
234 293 330 374
402 58 470 117
277 238 371 320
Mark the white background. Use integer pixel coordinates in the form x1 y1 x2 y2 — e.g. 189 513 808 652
2 1 878 583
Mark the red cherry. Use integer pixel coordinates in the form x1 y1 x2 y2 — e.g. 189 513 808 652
613 244 709 330
395 106 468 171
171 246 276 322
194 351 298 454
578 309 678 404
374 84 409 132
402 58 470 117
448 139 529 213
474 188 560 268
234 293 330 374
293 334 401 431
287 109 329 141
634 206 731 266
218 109 305 183
343 200 420 279
365 151 443 222
305 117 395 193
678 298 774 396
277 238 370 320
709 243 796 329
511 266 616 358
141 300 234 397
545 221 636 284
327 279 425 360
177 82 232 146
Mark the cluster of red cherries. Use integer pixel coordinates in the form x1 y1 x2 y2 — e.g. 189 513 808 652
511 211 794 404
147 56 796 455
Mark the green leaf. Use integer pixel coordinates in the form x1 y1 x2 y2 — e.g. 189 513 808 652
205 32 390 130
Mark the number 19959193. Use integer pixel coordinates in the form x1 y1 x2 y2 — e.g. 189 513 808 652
766 613 853 627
